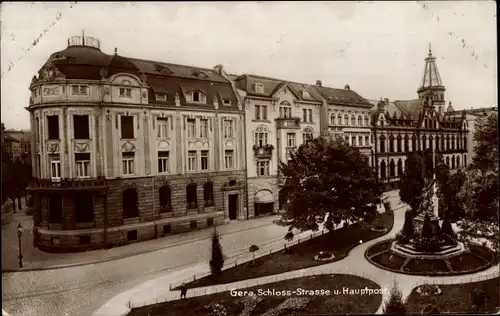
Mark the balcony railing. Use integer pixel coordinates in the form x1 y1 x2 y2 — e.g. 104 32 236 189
253 144 274 158
275 117 301 129
29 177 108 192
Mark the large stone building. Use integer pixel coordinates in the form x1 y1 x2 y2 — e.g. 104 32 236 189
3 129 32 164
230 74 373 217
368 46 469 190
27 36 246 252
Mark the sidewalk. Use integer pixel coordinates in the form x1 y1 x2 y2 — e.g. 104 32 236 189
1 210 282 272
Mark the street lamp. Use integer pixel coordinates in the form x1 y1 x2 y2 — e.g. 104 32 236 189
17 223 23 268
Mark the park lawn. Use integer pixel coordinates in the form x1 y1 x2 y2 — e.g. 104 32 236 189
179 211 393 290
406 278 500 314
404 258 450 273
371 251 406 271
129 274 383 316
449 252 488 272
365 240 392 257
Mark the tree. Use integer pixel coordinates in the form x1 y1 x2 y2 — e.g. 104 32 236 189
472 112 498 171
278 136 381 232
249 245 259 265
210 227 224 277
383 281 406 315
441 168 466 221
422 213 433 238
440 216 454 236
402 210 415 240
470 288 487 311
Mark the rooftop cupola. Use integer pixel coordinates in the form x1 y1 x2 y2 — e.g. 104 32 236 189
67 31 101 50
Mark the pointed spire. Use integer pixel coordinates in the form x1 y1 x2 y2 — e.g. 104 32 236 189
419 44 444 89
428 43 432 57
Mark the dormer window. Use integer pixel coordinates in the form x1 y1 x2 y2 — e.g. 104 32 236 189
301 90 311 99
72 85 88 96
222 99 231 106
155 93 167 101
255 83 264 93
119 88 132 98
186 91 206 104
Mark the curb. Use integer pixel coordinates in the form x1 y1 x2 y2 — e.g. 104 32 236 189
2 219 279 273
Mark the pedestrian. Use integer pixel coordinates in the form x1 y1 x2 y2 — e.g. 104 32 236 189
180 283 187 300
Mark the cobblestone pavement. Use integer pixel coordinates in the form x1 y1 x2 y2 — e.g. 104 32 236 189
1 215 309 316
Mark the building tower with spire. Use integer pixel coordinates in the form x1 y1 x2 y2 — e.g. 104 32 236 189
417 44 446 114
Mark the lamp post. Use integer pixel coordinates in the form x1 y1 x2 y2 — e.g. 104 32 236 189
17 223 23 268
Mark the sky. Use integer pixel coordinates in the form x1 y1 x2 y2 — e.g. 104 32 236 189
1 1 497 130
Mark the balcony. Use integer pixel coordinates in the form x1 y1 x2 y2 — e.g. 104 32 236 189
275 117 301 130
253 144 274 158
28 177 108 193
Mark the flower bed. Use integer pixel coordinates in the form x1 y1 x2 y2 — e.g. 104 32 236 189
314 251 335 261
416 284 442 296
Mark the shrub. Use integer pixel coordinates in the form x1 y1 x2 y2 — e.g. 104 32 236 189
422 213 433 238
383 281 406 315
422 303 440 314
333 216 342 225
470 288 487 310
414 236 441 253
210 228 224 277
284 231 294 242
395 231 409 244
402 210 415 239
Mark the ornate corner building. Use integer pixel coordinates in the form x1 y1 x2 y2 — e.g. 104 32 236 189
27 36 246 252
367 46 469 191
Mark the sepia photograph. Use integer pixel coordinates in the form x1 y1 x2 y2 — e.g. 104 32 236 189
1 1 498 316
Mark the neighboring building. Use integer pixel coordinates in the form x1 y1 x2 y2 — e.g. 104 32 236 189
231 74 373 216
4 129 32 164
446 106 497 159
3 135 21 160
27 36 246 252
368 46 469 190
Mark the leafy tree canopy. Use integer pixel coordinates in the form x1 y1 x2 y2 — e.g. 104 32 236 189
278 136 381 232
472 112 498 171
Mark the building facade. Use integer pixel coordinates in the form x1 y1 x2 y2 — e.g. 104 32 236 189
3 129 32 164
27 36 246 252
368 47 469 190
231 75 373 217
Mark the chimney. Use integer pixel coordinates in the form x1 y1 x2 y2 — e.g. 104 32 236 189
344 84 350 90
114 47 117 54
384 98 389 104
316 80 322 87
213 64 223 75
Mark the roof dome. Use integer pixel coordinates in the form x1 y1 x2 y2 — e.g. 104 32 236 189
46 36 110 67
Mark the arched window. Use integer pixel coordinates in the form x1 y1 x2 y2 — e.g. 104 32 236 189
344 114 349 126
429 135 433 152
435 135 440 151
330 114 335 126
397 135 402 152
397 159 403 176
446 156 450 166
422 135 427 151
404 135 409 152
351 115 356 126
358 115 363 126
380 161 387 180
441 135 445 150
464 136 467 150
411 135 417 152
389 159 395 178
389 135 395 152
279 101 292 118
159 185 172 213
464 155 467 166
451 155 455 169
303 127 314 143
364 116 369 126
446 135 450 150
379 135 386 153
337 114 342 125
457 155 460 167
186 184 198 209
451 136 455 150
203 182 214 207
123 188 139 218
254 125 269 147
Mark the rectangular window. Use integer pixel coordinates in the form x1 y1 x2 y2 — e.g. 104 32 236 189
72 85 88 96
255 132 268 147
262 105 268 120
48 194 63 223
193 92 200 102
120 116 134 139
187 119 196 138
358 135 363 146
225 150 234 169
157 118 169 138
47 115 60 140
155 93 167 101
223 119 233 138
158 151 169 173
188 151 197 171
35 117 40 142
201 150 209 170
287 133 296 147
50 154 61 179
303 109 307 122
308 109 313 123
73 115 90 139
200 119 209 138
352 135 357 146
75 193 94 223
223 99 231 106
75 153 91 178
36 154 41 178
122 152 135 175
280 107 292 118
119 88 132 98
365 135 369 146
257 159 270 177
255 105 261 120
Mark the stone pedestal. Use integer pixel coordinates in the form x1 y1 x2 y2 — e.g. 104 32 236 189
413 212 441 235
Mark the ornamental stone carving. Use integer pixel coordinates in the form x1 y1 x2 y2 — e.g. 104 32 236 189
100 68 108 79
121 141 136 152
73 141 90 152
47 142 60 153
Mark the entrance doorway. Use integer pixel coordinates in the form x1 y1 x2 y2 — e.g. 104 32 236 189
228 194 238 220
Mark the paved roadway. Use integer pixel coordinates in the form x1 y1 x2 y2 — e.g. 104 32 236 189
2 218 297 316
